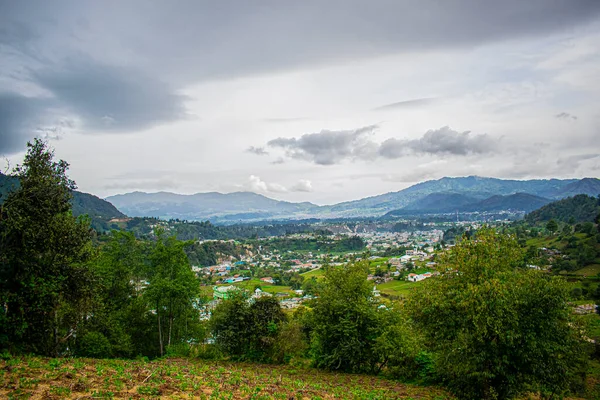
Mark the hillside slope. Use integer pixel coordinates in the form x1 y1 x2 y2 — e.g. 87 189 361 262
0 172 126 229
525 194 600 223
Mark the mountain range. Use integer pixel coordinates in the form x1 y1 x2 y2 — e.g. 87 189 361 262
2 173 598 225
106 176 600 223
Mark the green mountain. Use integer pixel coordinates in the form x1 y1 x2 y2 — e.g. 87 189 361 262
0 172 126 230
462 193 551 213
402 192 479 211
525 194 600 223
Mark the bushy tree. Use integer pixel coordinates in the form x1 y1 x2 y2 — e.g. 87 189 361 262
0 139 95 355
210 294 286 361
546 219 558 235
407 228 587 399
309 262 391 373
76 231 156 358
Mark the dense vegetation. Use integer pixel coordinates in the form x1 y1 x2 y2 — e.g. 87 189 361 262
525 194 600 223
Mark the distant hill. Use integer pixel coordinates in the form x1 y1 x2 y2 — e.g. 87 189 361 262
107 176 600 223
525 194 600 223
327 176 580 216
384 192 552 217
403 192 479 211
0 172 126 230
107 191 318 222
460 193 552 213
550 178 600 198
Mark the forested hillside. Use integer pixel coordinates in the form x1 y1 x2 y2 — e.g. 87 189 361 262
1 171 125 231
525 194 600 223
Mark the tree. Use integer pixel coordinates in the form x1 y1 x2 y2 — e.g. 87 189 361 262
406 228 587 399
0 139 95 355
210 293 286 361
145 231 200 356
546 219 558 235
309 262 390 373
76 231 156 358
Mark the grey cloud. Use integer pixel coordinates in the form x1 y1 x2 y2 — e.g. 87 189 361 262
2 0 599 155
557 153 599 169
291 179 313 192
379 127 498 158
555 112 578 120
3 1 600 85
372 97 438 111
32 58 188 133
0 92 50 154
265 126 499 165
267 125 378 165
246 146 269 156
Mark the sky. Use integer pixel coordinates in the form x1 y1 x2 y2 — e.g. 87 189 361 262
1 0 599 205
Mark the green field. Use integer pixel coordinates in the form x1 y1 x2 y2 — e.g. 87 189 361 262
233 278 295 295
300 267 325 280
574 264 600 277
0 356 453 399
377 279 423 297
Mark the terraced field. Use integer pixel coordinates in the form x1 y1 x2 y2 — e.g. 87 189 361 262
1 356 452 399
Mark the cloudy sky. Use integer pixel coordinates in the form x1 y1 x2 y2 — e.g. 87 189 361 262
1 0 600 205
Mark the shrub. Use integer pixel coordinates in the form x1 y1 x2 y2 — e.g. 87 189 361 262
77 331 112 358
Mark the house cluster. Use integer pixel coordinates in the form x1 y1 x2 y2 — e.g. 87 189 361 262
406 272 433 282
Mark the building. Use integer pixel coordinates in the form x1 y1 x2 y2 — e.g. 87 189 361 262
213 285 237 300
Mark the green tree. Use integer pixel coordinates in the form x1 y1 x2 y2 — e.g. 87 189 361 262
210 293 286 361
0 139 95 355
309 262 390 373
407 228 587 399
76 231 156 358
546 219 558 235
145 232 200 356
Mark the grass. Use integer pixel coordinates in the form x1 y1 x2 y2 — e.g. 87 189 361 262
232 278 296 295
300 267 325 280
574 265 600 277
0 356 453 399
377 279 423 297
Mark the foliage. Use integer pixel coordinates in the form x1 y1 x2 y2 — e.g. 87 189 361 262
526 194 600 224
407 227 588 399
210 294 286 362
309 262 391 373
145 231 201 356
0 139 95 356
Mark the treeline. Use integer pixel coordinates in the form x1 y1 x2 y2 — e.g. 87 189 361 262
123 217 314 241
0 140 202 358
184 240 248 266
525 194 600 224
253 236 365 253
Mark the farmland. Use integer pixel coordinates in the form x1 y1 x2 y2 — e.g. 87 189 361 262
0 356 452 399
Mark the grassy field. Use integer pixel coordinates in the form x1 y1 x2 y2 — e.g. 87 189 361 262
574 265 600 277
377 279 423 297
300 268 325 280
232 279 295 295
0 356 453 399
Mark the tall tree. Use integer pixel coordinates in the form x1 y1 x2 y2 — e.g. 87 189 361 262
407 228 587 400
0 139 95 355
145 231 199 356
309 262 389 373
